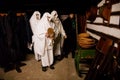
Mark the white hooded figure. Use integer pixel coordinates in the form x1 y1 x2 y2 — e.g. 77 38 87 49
36 12 55 71
51 10 67 58
29 11 41 61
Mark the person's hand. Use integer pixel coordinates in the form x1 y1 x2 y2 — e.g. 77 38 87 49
64 35 67 39
45 33 49 37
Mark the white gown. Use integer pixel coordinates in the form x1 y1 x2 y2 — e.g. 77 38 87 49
51 10 67 56
29 11 41 61
36 12 55 67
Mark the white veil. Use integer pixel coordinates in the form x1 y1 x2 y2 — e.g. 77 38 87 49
29 11 41 34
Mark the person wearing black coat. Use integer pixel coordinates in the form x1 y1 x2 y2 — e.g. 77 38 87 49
62 13 77 58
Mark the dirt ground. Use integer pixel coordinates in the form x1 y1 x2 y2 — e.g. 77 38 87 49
0 53 86 80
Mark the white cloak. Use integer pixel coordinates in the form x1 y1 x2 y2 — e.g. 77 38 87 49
29 11 41 61
51 10 67 56
37 12 55 67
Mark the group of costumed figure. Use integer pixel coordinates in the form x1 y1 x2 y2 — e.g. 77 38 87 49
29 10 67 71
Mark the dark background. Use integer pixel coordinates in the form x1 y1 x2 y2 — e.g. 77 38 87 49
0 0 102 14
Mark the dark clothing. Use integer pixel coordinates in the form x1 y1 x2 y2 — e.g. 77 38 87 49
0 12 30 72
62 17 77 58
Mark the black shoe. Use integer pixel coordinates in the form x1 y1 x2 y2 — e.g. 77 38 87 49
15 64 22 73
72 55 75 58
50 65 55 69
64 55 68 58
4 67 13 72
15 67 22 73
72 51 75 58
42 67 47 72
57 55 62 61
18 62 26 67
4 64 14 72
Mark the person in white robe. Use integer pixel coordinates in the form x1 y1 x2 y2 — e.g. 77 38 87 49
36 12 55 71
29 11 41 61
51 10 67 60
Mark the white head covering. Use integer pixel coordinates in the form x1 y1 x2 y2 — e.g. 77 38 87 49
37 12 54 35
29 11 41 34
51 10 67 56
51 10 67 39
36 12 54 56
51 10 59 22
